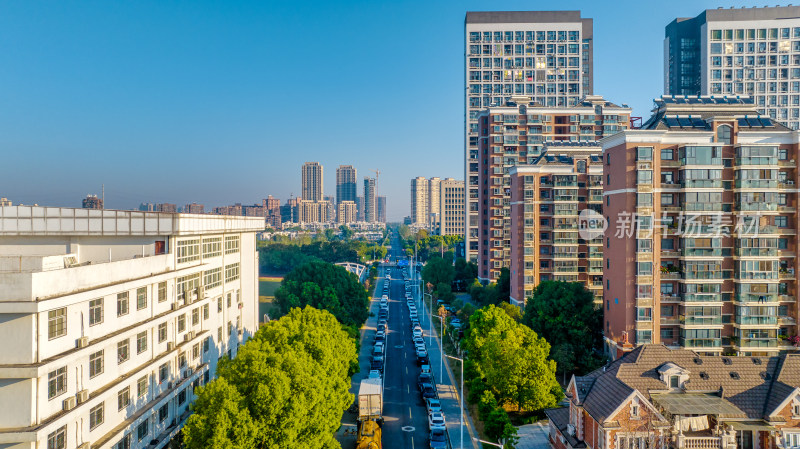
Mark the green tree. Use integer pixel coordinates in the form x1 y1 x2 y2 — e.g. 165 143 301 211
497 302 522 322
454 258 478 291
522 281 605 377
436 282 455 303
339 225 354 241
495 267 511 303
422 254 455 287
184 378 259 449
185 307 356 449
274 261 369 328
464 305 562 411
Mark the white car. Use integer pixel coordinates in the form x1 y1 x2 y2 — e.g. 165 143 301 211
368 370 381 379
413 328 423 338
381 295 388 301
426 398 442 414
410 313 418 321
428 411 446 431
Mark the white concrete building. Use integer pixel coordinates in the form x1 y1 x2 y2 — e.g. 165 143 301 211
0 206 263 449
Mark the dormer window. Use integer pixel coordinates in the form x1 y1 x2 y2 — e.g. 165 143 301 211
631 397 641 419
670 375 680 389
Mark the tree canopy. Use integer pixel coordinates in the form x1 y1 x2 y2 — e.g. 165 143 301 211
464 305 562 411
422 254 455 287
184 306 357 449
274 261 369 328
522 281 606 377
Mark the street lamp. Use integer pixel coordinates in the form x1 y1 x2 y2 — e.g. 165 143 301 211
444 353 464 449
473 437 505 448
433 314 444 381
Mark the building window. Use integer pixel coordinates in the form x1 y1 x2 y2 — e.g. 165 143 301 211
192 307 200 326
137 376 148 398
202 236 222 258
776 216 788 228
117 339 129 364
217 297 223 313
47 426 66 449
48 308 67 340
89 402 104 430
661 328 674 340
89 350 104 378
136 420 148 442
48 366 67 400
114 435 131 449
136 287 147 310
117 292 129 317
178 389 187 405
204 336 210 353
136 331 147 354
637 146 653 161
670 375 680 389
176 239 201 263
158 281 167 302
716 124 732 144
203 267 222 289
158 322 167 343
159 362 169 383
159 404 169 422
224 235 240 254
203 304 210 320
227 293 232 308
225 263 240 283
178 314 186 333
661 148 673 160
89 298 103 326
118 387 130 410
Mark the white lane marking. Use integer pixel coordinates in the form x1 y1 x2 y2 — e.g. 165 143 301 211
408 407 412 419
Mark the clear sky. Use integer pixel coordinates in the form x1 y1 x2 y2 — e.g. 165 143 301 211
0 0 737 221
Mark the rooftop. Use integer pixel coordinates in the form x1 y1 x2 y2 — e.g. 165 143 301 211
641 95 793 131
0 205 264 237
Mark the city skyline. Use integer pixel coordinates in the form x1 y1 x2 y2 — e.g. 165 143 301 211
0 0 751 221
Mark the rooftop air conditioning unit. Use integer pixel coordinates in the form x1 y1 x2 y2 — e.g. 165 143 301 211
76 337 89 349
77 389 89 404
62 397 76 411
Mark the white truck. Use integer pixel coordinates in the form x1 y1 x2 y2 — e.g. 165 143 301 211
357 378 383 448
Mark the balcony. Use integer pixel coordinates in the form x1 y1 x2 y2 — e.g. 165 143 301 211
735 316 778 326
735 248 778 257
737 202 778 212
682 180 723 189
734 179 777 189
681 436 724 449
682 248 724 258
679 338 722 348
682 316 723 326
737 338 778 348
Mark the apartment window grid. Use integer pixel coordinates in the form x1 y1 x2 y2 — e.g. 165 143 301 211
47 307 67 340
117 292 129 317
707 25 800 129
136 287 147 310
48 366 67 400
89 298 103 325
47 426 66 449
89 402 103 430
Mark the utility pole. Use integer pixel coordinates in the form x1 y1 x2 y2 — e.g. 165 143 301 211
101 184 104 209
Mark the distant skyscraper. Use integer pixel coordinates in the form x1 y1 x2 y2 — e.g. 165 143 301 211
82 194 103 210
665 5 800 129
410 177 429 226
465 10 594 261
377 196 386 223
336 165 357 205
157 203 177 213
363 177 377 223
265 195 281 227
138 203 155 212
355 196 365 222
437 179 465 237
184 203 205 214
428 177 441 225
301 162 323 201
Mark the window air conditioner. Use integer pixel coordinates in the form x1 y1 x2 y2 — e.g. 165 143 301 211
76 337 89 348
77 389 89 404
167 342 175 351
63 397 76 411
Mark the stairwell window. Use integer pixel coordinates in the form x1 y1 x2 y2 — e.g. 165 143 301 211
716 124 732 144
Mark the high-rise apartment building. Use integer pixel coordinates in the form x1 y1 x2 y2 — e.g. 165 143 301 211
465 11 594 261
82 194 103 210
355 196 365 222
337 201 357 224
428 177 441 225
477 95 630 282
364 177 377 223
297 200 330 223
665 5 800 130
156 203 177 214
603 95 799 359
336 165 357 205
508 143 604 306
377 196 386 224
437 179 466 237
184 203 205 214
410 177 429 226
0 206 262 449
265 196 281 228
301 162 323 202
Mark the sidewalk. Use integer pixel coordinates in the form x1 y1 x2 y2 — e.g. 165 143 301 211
515 422 550 449
416 291 479 449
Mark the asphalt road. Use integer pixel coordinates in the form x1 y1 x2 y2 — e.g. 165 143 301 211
380 233 433 449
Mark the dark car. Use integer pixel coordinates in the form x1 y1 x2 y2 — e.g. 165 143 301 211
371 355 384 372
420 382 436 399
417 350 429 365
429 428 447 449
418 372 433 389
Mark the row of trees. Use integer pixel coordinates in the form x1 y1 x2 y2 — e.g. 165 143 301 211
396 225 462 261
183 306 357 448
259 228 387 274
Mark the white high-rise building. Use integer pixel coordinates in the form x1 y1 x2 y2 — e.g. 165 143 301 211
665 5 800 130
465 11 594 261
410 177 429 226
0 206 263 449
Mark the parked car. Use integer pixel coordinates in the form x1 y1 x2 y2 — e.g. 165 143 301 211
420 364 431 375
373 342 384 356
413 328 423 338
375 331 385 342
419 382 436 399
428 411 446 431
417 349 429 365
426 397 443 414
377 323 386 333
370 355 384 372
418 372 433 388
429 428 447 449
368 370 381 379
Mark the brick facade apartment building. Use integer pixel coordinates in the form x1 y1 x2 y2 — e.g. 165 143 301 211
602 95 799 358
477 95 630 284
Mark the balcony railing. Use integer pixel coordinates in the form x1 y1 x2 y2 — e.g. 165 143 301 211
681 436 723 449
735 316 778 325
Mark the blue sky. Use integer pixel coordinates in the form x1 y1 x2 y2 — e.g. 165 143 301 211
1 0 735 220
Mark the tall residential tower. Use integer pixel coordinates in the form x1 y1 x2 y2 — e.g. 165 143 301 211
336 165 357 205
665 5 800 130
465 11 594 261
301 162 323 202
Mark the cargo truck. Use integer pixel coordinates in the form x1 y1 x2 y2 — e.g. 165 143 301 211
356 378 383 449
